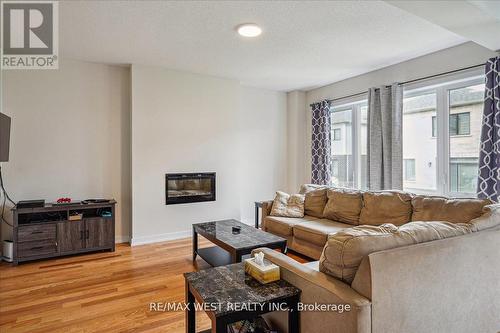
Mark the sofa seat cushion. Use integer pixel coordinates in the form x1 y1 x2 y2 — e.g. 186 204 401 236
322 188 364 225
319 221 473 284
264 215 318 237
293 219 352 246
359 191 413 226
411 195 492 223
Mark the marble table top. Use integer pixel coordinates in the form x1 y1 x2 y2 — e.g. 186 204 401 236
184 263 301 316
193 219 286 250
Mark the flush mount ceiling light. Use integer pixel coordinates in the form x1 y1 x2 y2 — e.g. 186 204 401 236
236 23 262 37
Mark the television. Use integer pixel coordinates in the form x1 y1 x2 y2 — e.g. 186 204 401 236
0 113 11 162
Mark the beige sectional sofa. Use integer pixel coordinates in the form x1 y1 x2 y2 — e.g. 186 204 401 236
257 185 500 333
262 185 493 260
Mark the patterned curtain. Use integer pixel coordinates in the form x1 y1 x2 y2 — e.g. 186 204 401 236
477 56 500 202
311 100 332 185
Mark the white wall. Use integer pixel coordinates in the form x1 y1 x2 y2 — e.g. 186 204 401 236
299 42 497 183
286 91 307 193
131 65 287 244
238 87 287 223
1 59 131 242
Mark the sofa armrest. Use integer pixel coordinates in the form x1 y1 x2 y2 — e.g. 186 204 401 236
260 200 273 230
367 228 500 333
252 248 371 333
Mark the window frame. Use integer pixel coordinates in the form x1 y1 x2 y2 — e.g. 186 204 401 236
330 95 368 189
403 67 484 197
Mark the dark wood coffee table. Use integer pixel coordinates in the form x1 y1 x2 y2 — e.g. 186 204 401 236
192 219 287 266
184 262 301 333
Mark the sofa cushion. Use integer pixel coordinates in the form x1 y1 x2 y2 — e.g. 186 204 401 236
411 195 492 223
302 188 327 218
270 191 305 218
468 203 500 231
359 191 413 226
319 221 473 284
264 215 318 237
322 188 363 225
293 219 352 246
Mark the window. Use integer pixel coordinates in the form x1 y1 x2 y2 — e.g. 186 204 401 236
449 112 470 136
432 112 470 137
333 128 341 141
331 159 339 178
330 98 367 189
403 71 484 197
404 159 416 181
403 91 437 192
450 158 478 193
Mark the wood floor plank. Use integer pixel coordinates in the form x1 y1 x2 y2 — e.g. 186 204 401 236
0 237 309 332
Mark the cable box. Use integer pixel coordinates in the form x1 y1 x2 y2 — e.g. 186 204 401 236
17 200 45 209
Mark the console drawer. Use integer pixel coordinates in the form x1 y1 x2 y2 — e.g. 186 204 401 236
18 239 57 258
18 224 56 242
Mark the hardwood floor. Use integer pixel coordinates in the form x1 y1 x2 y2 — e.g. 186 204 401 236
0 238 308 333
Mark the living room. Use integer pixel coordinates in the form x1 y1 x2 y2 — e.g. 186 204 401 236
0 1 499 332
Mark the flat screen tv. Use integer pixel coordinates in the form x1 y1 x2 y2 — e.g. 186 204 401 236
0 113 11 162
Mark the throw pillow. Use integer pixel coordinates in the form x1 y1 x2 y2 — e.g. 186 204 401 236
270 191 305 218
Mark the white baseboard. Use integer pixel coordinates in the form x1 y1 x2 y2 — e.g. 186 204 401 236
130 230 191 246
115 235 131 244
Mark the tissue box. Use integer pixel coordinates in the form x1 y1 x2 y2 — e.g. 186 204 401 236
244 257 280 284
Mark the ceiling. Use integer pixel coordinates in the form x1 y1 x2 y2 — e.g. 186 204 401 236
60 1 472 92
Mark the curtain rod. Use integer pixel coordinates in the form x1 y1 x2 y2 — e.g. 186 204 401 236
309 63 485 107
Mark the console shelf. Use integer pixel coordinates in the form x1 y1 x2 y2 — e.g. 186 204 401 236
11 201 116 265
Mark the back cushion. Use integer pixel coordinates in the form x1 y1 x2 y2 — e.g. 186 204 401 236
322 188 363 225
304 189 327 218
411 196 492 223
319 221 473 284
359 191 413 226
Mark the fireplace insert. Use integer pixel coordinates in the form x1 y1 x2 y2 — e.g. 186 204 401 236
165 172 216 205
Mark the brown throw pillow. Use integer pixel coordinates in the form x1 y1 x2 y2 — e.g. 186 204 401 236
359 191 413 226
411 196 493 223
270 191 305 218
322 188 363 225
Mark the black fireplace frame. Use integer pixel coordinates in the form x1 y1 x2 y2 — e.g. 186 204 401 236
165 172 216 205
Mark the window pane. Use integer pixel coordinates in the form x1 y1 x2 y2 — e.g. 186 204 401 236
403 91 437 193
331 107 353 188
458 112 470 135
404 159 416 181
448 84 483 195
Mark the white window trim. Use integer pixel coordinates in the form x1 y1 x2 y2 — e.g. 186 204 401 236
403 67 484 198
330 95 368 189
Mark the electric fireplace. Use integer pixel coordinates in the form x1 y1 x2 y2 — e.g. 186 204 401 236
165 172 216 205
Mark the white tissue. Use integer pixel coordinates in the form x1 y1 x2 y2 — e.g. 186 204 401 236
254 252 265 266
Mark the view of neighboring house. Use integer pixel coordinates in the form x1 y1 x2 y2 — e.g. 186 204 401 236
330 82 484 197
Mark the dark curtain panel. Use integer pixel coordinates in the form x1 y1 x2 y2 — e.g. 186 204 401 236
477 56 500 202
311 100 332 185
